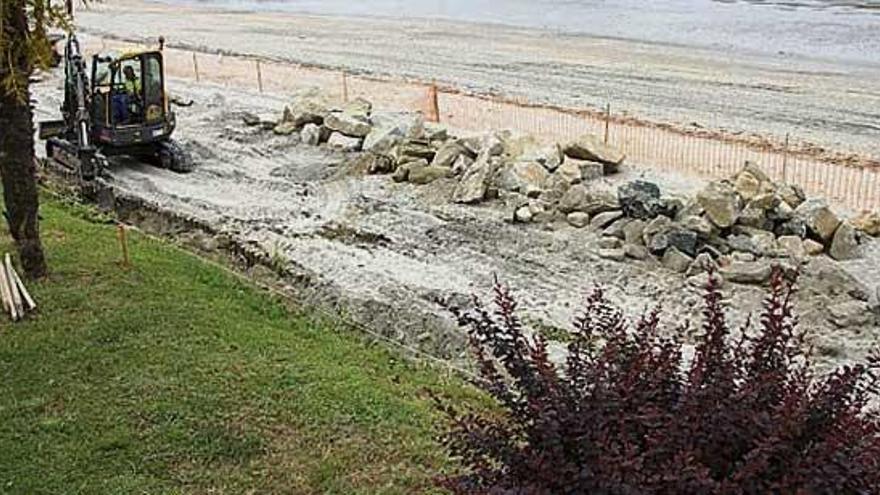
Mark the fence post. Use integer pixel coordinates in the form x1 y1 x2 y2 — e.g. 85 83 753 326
427 82 440 123
341 72 349 103
782 133 790 183
116 223 130 268
604 102 611 144
192 52 200 82
256 59 263 93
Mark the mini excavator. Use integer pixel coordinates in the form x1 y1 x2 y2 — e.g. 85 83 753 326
39 1 192 185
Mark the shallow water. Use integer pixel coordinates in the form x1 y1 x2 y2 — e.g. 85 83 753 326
157 0 880 65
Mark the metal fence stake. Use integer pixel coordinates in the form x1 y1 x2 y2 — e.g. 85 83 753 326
604 102 611 144
782 133 790 183
192 52 200 82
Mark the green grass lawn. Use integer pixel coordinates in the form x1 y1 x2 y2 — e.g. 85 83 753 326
0 195 476 494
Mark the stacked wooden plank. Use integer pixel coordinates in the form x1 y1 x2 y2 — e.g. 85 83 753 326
0 253 36 321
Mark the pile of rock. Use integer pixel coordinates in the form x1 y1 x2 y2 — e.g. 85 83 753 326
363 117 626 208
582 162 871 285
245 91 626 204
244 89 378 152
243 94 877 287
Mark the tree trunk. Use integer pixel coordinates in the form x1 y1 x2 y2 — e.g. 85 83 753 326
0 2 48 279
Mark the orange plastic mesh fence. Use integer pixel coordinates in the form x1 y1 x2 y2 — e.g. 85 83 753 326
84 39 880 212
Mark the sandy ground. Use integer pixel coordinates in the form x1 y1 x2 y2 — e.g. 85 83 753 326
73 0 880 159
32 69 880 369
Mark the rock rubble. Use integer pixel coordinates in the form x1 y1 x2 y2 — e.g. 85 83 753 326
245 93 877 288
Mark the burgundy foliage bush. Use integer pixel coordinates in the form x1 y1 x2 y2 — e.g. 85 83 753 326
436 270 880 494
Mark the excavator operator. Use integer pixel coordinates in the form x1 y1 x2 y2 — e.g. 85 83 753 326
111 65 144 124
123 66 141 97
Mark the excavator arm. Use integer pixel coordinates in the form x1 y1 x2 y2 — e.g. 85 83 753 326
41 33 105 181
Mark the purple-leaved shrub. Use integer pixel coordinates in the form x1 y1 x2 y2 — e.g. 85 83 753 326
436 269 880 494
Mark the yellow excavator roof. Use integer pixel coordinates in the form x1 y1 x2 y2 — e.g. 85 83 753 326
117 49 162 61
95 49 163 64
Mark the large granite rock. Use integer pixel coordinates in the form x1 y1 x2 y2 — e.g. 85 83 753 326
697 181 741 228
727 234 759 256
451 154 475 177
341 97 372 119
432 141 470 168
642 216 672 243
733 170 762 201
623 219 647 245
327 132 362 152
777 183 806 208
732 162 771 201
578 161 605 182
397 140 436 162
777 235 806 260
618 180 667 220
681 215 714 238
853 210 880 237
562 134 626 172
793 199 841 242
555 158 583 185
521 143 564 172
803 239 825 256
667 228 699 257
409 164 452 185
777 218 808 238
737 204 769 230
513 205 534 223
476 132 506 157
300 123 323 146
363 113 424 153
281 89 330 128
499 161 549 198
828 221 860 260
720 261 773 285
272 121 298 135
624 243 651 260
538 174 572 205
748 192 781 212
727 227 777 256
590 211 624 230
598 236 623 249
453 153 497 204
558 184 589 214
362 153 395 175
603 217 633 239
662 247 693 273
567 212 590 228
647 233 670 254
558 184 618 215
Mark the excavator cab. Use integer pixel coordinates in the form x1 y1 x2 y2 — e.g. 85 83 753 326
41 36 192 186
90 50 176 146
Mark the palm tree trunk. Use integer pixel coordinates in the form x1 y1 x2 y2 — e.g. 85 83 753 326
0 1 48 279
